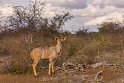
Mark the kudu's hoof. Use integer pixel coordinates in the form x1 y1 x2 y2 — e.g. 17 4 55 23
34 75 39 78
48 73 51 75
52 71 55 74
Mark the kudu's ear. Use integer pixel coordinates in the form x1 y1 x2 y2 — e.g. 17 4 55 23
61 37 66 41
55 37 59 42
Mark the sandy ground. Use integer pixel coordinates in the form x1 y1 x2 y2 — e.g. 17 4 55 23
0 67 124 83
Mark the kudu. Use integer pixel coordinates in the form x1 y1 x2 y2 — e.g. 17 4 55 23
30 37 66 76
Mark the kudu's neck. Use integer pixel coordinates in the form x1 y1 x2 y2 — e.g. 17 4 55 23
55 42 62 54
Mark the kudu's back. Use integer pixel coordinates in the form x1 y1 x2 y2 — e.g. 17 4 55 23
31 46 57 61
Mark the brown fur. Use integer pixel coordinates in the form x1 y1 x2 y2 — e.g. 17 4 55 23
30 37 66 76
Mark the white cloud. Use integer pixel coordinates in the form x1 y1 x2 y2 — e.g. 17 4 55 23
92 0 124 8
43 3 68 17
84 12 124 26
0 10 2 15
81 3 119 17
0 4 13 17
92 0 124 5
33 0 87 9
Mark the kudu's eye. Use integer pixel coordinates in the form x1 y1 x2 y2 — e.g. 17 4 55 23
55 37 59 42
61 37 66 41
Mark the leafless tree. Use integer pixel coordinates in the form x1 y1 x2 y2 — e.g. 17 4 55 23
7 0 73 42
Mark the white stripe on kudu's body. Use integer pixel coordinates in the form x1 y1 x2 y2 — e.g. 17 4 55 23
30 37 66 76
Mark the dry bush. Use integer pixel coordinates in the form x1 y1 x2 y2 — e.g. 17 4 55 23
0 35 32 74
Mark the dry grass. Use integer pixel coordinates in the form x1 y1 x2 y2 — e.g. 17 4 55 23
0 32 124 74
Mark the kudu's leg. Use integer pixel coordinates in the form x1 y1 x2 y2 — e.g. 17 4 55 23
52 61 55 73
48 59 52 75
32 59 39 77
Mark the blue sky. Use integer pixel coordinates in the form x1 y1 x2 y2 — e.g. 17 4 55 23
0 0 124 32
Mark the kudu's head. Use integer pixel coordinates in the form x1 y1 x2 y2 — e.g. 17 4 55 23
55 37 66 45
55 37 66 57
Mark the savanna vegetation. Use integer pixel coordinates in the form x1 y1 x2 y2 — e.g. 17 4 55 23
0 1 124 77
